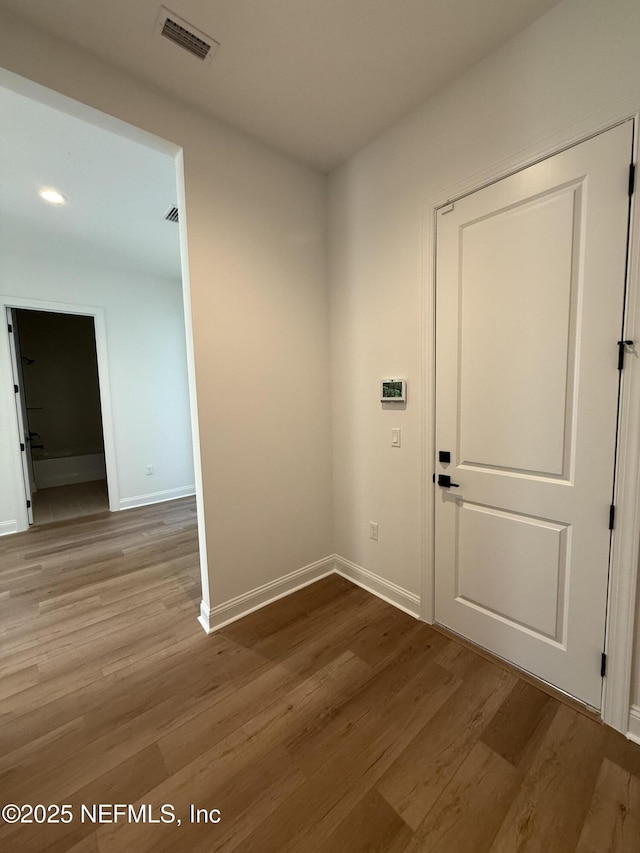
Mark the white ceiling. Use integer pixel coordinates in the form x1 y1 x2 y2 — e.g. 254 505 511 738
0 0 563 171
0 86 182 279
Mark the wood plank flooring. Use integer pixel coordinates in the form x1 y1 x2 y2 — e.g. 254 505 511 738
1 498 640 852
32 480 109 525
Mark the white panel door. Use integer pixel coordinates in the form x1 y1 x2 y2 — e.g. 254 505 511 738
434 122 633 709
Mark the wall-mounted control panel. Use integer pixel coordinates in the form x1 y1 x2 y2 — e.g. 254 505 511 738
381 378 406 403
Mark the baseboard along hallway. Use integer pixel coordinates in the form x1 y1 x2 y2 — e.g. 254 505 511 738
0 498 639 851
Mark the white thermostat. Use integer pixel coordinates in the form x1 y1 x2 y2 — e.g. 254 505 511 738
381 379 406 403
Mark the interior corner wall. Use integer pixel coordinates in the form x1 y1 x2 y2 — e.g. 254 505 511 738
0 9 332 607
0 253 194 507
328 0 640 685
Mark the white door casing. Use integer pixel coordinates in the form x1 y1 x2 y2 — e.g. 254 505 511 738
434 122 633 709
7 308 34 524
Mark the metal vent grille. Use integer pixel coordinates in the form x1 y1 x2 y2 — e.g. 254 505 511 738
165 206 179 223
156 8 219 63
161 17 211 60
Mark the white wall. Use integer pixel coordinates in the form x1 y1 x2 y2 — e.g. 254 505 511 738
0 248 194 513
0 8 332 609
328 0 640 690
5 0 636 711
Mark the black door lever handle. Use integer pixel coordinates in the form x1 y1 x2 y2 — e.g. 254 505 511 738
438 474 460 488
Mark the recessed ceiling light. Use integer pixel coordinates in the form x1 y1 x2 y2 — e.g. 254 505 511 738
39 188 66 205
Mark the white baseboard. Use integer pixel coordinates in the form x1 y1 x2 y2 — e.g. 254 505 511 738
199 555 337 633
628 705 640 744
198 600 213 634
118 485 195 511
0 519 19 537
199 553 421 634
334 555 421 618
34 452 106 488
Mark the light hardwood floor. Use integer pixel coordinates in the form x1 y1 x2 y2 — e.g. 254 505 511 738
1 497 639 852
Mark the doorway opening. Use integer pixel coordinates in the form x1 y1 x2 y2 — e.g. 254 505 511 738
9 307 108 526
0 74 207 620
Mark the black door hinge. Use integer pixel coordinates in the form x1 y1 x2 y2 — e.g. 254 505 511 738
609 505 615 530
601 652 607 678
618 340 634 370
630 162 636 197
7 323 12 333
20 442 25 452
26 500 31 509
14 384 18 394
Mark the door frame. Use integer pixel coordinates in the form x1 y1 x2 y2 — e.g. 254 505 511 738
6 308 35 523
1 296 120 517
421 113 640 734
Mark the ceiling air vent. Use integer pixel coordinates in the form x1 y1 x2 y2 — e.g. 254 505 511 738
165 206 179 223
156 7 219 63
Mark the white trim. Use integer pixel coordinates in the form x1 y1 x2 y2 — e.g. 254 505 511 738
421 113 640 735
0 520 19 537
198 554 422 634
5 307 33 525
628 705 640 745
335 556 421 619
603 114 640 732
91 307 120 513
118 485 195 511
197 600 213 634
175 149 211 621
420 183 436 626
199 556 336 633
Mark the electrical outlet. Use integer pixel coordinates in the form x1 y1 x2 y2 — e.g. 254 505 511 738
369 521 379 541
146 465 154 476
